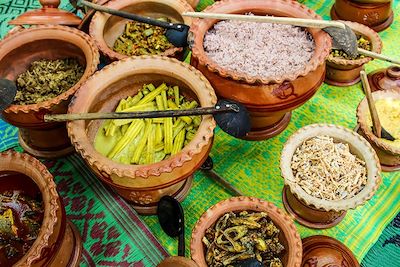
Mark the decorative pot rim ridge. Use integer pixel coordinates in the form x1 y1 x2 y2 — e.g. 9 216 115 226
280 124 381 212
189 0 332 85
327 20 383 66
88 0 194 61
190 196 303 267
1 24 100 114
67 55 216 179
357 90 400 155
0 151 59 266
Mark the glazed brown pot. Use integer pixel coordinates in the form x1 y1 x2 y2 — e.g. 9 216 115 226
325 21 382 87
331 0 393 32
190 0 331 141
280 124 381 229
68 56 216 215
0 151 82 267
0 25 99 159
357 90 400 172
190 196 303 267
89 0 194 61
368 66 400 92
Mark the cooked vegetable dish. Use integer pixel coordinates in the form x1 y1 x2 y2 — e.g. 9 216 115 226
203 211 285 267
330 35 371 59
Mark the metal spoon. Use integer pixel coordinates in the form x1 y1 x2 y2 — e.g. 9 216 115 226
157 196 185 257
0 79 17 113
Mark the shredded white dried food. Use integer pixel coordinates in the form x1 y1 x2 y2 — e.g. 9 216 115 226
291 136 367 201
203 14 315 80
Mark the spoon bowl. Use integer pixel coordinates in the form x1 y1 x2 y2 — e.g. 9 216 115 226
0 79 17 113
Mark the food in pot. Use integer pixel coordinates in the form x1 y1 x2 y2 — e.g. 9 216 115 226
291 135 367 201
203 14 315 80
14 58 84 105
202 211 285 267
0 190 44 266
94 83 200 165
366 98 400 147
330 35 371 60
113 19 174 56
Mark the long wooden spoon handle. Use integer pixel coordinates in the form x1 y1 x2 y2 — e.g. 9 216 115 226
182 12 346 29
358 48 400 65
360 70 382 138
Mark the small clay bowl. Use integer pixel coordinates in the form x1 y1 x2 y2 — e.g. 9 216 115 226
0 25 99 158
190 196 303 267
280 124 381 229
67 56 216 215
89 0 194 61
367 66 400 93
357 90 400 172
330 0 393 32
0 151 82 267
157 256 198 267
325 21 382 87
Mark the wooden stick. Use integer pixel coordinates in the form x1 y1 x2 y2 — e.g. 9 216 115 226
182 12 346 29
358 48 400 65
360 71 382 138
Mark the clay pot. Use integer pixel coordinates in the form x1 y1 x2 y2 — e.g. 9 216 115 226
0 151 82 266
67 56 216 215
190 196 303 266
325 21 382 87
190 0 331 141
89 0 194 61
357 90 400 172
367 66 400 92
280 124 381 229
330 0 393 32
0 25 100 159
157 256 198 267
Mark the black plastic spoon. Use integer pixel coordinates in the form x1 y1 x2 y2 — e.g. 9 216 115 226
0 79 17 113
232 258 263 267
157 196 185 257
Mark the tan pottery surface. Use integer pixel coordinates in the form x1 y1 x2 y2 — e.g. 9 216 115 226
367 66 400 92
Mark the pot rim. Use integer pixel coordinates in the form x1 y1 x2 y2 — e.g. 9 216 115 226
356 90 400 155
280 124 381 212
0 151 59 266
89 0 194 61
1 24 100 114
190 196 303 267
67 55 216 179
326 20 383 66
189 0 331 85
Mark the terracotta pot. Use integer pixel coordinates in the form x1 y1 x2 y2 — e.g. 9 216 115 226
0 151 82 267
0 25 100 159
325 21 382 87
89 0 194 61
190 196 303 266
280 124 381 229
356 90 400 172
157 256 198 267
367 66 400 92
330 0 393 32
67 56 216 215
190 0 331 141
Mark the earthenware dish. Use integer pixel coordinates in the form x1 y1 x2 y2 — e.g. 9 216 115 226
357 90 400 171
89 0 194 61
368 66 400 92
0 151 82 267
190 196 303 267
280 124 381 229
190 0 331 140
157 256 198 267
0 25 99 158
68 56 216 215
325 21 382 86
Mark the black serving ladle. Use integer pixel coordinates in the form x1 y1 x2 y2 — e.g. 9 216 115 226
157 196 185 257
0 79 17 114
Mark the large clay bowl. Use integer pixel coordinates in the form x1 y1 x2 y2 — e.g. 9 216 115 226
190 196 303 267
325 21 382 87
330 0 393 32
89 0 194 61
280 124 381 229
68 56 216 215
0 25 99 158
357 90 400 172
190 0 331 141
0 151 82 267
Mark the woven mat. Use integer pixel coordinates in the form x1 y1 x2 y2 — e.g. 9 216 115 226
0 0 399 266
